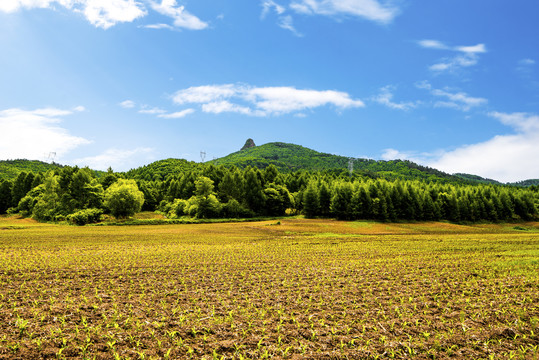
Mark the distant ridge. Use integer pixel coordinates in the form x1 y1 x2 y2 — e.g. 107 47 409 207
2 141 538 186
454 173 502 185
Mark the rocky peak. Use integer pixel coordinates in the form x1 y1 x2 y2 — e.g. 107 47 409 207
240 138 256 151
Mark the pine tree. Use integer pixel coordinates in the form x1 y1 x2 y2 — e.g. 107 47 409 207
303 181 320 218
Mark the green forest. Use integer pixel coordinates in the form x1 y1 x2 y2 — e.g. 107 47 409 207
1 161 537 225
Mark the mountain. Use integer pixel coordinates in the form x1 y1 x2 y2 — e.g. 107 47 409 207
208 142 465 183
0 159 62 181
2 141 538 186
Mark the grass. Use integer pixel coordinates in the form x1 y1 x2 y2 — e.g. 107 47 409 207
0 216 537 359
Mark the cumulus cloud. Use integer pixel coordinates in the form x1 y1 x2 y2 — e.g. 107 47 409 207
417 81 487 112
202 101 254 115
371 86 418 111
0 0 58 13
382 112 539 182
290 0 399 24
418 39 487 73
172 84 364 116
82 0 147 29
0 107 90 161
0 0 207 30
72 147 154 171
148 0 208 30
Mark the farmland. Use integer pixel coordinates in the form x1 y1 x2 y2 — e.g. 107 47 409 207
0 217 538 359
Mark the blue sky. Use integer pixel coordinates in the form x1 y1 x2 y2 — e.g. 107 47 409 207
0 0 538 182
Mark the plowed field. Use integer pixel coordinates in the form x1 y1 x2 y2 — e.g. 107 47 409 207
0 217 538 359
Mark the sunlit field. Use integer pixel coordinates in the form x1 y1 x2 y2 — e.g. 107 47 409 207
0 216 538 359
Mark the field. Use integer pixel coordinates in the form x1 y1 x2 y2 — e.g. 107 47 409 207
0 216 538 359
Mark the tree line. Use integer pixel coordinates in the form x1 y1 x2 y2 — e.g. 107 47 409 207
0 164 537 224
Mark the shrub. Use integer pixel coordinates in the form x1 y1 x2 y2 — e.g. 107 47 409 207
67 208 103 225
172 199 189 218
104 179 144 219
222 199 253 218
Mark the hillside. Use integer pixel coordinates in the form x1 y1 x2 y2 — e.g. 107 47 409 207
0 160 62 180
509 179 539 187
123 158 200 181
208 142 465 182
454 173 502 185
2 142 538 186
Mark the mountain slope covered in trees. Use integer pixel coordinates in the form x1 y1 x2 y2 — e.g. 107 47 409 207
1 141 538 186
0 160 62 181
208 142 476 184
123 158 199 181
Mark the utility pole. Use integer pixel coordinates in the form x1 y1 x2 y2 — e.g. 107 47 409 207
200 151 206 163
47 152 56 164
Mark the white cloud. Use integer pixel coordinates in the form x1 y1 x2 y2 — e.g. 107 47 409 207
381 148 405 160
290 0 399 24
0 0 58 13
0 107 90 161
380 148 442 163
455 43 487 54
1 0 206 30
382 112 539 182
173 83 364 116
262 0 286 17
72 147 154 171
158 108 195 118
261 1 301 36
174 84 238 104
277 15 302 36
372 86 418 111
429 54 480 73
138 107 166 115
251 86 364 113
431 89 487 112
417 81 487 112
143 23 174 30
119 100 136 108
73 105 86 112
148 0 208 30
201 101 254 115
82 0 147 29
417 39 449 50
0 0 146 29
418 39 487 73
488 111 539 133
